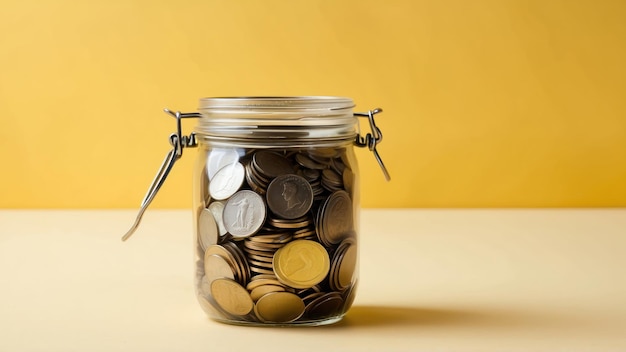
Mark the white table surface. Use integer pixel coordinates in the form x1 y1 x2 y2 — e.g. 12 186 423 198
1 209 625 351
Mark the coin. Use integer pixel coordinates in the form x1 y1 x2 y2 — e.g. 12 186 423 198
223 190 266 238
203 254 235 284
308 147 339 159
299 168 320 182
248 232 292 244
250 266 275 275
209 162 245 200
330 157 346 175
342 168 354 196
246 278 285 291
320 190 353 246
211 278 254 316
252 151 294 178
321 169 343 192
329 239 357 291
304 292 344 319
250 284 287 302
254 292 305 323
273 240 330 289
248 258 273 269
244 162 267 195
198 208 218 250
222 242 251 285
337 241 357 289
266 174 313 219
205 244 247 285
207 148 242 180
295 153 325 170
208 201 227 237
267 215 311 229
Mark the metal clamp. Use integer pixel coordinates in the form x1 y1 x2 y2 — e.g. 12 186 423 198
355 108 391 181
122 109 201 241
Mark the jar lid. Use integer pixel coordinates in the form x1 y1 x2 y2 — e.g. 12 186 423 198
195 96 357 146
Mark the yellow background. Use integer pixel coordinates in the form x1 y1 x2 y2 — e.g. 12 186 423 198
1 0 625 209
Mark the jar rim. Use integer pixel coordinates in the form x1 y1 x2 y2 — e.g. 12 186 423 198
195 96 358 146
198 96 355 110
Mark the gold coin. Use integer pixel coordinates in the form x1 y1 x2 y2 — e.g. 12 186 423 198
250 266 275 275
246 278 285 291
250 284 286 302
254 292 305 323
273 240 330 289
249 274 278 281
210 278 254 316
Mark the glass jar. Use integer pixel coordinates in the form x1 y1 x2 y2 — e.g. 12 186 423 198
123 96 388 327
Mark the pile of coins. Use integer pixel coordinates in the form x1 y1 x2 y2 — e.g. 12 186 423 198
195 147 358 325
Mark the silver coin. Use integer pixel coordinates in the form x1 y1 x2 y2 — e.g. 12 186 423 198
223 190 266 238
198 208 219 250
209 162 245 200
208 201 227 237
207 148 243 180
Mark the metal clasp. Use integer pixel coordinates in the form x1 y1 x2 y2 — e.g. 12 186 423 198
121 109 201 241
354 108 391 181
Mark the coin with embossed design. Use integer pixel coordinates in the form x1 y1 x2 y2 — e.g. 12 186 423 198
266 174 313 219
223 190 266 238
273 240 330 289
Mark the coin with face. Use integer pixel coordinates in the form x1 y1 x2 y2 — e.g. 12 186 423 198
209 162 245 200
266 174 313 220
223 190 266 238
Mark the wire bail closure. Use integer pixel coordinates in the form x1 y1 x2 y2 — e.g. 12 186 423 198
122 105 390 241
121 109 201 241
354 108 391 181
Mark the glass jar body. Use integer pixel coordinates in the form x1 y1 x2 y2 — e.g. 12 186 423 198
192 141 360 326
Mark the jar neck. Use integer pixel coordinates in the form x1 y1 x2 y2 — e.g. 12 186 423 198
194 97 357 148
